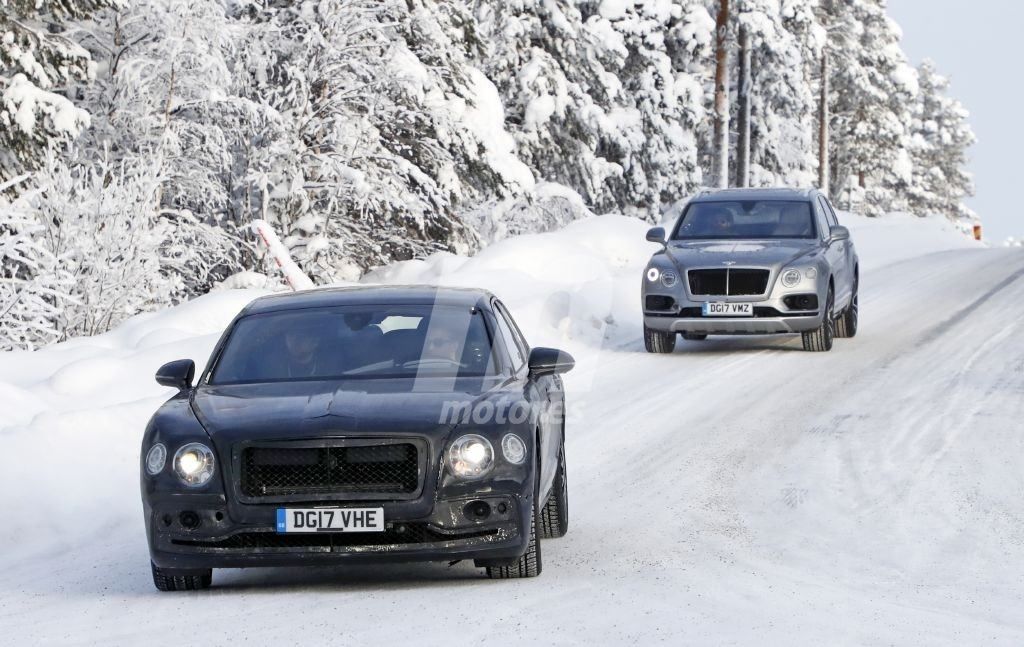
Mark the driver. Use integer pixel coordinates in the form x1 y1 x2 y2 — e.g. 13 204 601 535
420 314 467 365
282 320 326 377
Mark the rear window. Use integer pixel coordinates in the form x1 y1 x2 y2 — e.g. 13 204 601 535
673 200 817 240
211 304 500 384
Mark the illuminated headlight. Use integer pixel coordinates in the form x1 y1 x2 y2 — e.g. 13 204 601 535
646 267 660 282
447 434 494 479
781 269 803 288
661 271 678 288
501 434 527 465
173 442 216 487
145 443 166 475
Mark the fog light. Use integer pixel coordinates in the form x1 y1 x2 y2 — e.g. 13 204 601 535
464 501 492 520
179 511 200 530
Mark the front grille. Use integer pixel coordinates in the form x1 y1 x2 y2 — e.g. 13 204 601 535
240 443 419 499
688 269 770 296
172 524 500 551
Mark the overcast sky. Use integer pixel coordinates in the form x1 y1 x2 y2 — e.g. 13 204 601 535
887 1 1021 242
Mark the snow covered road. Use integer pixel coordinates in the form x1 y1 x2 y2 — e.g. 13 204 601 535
1 219 1022 645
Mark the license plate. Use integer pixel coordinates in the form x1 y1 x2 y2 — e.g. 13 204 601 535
276 507 385 533
702 302 754 317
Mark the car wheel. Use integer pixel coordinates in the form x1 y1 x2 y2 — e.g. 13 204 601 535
151 563 212 592
801 286 834 352
644 326 676 353
487 462 543 579
835 280 859 339
682 333 708 341
540 441 569 539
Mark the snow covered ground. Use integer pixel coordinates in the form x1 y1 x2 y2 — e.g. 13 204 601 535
3 212 1021 645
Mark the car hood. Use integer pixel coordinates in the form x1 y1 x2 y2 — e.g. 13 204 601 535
665 239 818 269
190 376 510 444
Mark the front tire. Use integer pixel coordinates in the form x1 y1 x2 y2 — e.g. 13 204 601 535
644 326 676 353
801 286 835 352
151 563 212 591
835 280 859 339
486 497 542 579
540 442 569 539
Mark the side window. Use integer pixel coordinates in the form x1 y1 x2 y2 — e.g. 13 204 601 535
814 198 832 240
820 197 840 228
492 301 526 372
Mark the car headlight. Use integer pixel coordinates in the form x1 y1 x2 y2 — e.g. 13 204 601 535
447 434 494 479
646 267 660 282
661 271 678 288
173 442 216 487
501 433 527 465
781 269 802 288
805 267 817 279
145 443 167 475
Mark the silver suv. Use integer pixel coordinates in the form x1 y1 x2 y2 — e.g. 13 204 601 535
642 188 859 353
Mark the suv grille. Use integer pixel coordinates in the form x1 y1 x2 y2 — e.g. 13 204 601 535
240 443 419 499
688 269 770 296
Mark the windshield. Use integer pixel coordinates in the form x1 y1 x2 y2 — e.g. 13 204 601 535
673 200 817 240
210 304 500 384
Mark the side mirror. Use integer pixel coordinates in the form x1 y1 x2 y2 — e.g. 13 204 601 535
156 359 196 390
646 227 666 245
528 347 575 376
829 225 850 242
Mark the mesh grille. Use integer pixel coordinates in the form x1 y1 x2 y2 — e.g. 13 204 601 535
172 524 499 551
688 269 770 296
240 443 419 498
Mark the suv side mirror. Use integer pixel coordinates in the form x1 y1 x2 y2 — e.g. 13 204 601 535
528 347 575 376
829 225 850 242
646 227 666 245
156 359 196 390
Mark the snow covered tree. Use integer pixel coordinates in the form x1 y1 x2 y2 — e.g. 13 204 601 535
735 0 821 188
0 0 109 179
906 60 976 221
819 0 918 214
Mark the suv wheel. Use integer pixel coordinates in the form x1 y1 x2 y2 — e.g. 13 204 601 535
835 280 859 339
801 287 835 352
540 441 569 539
151 563 212 591
644 326 676 353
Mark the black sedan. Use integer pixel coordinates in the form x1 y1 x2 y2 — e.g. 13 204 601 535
140 286 574 590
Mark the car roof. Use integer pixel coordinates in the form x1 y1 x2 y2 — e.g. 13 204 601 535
689 187 817 203
241 285 494 315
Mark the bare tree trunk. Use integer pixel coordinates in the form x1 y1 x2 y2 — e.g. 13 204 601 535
817 48 829 195
736 24 751 188
711 0 730 189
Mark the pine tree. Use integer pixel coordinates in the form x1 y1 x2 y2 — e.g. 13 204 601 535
906 60 976 221
0 0 110 178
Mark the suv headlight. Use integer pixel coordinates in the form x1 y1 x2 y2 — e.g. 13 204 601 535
447 434 494 479
781 269 802 288
173 442 216 487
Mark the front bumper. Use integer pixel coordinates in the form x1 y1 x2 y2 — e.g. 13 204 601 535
644 310 822 334
145 491 532 571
